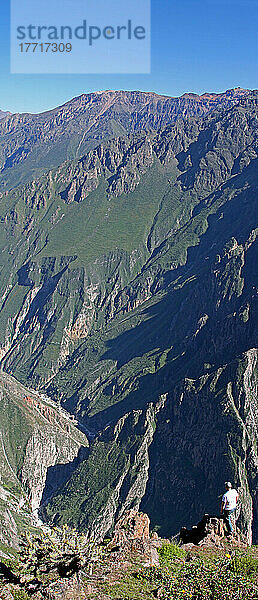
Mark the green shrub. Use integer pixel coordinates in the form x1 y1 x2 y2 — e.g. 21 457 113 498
12 592 30 600
18 524 103 580
227 550 258 577
136 553 258 599
158 543 186 564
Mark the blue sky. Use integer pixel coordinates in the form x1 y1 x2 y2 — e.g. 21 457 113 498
1 0 257 113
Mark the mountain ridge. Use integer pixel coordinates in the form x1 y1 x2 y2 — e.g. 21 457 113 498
3 86 250 117
0 87 253 190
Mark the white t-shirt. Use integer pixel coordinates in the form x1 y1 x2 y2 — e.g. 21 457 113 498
222 489 238 510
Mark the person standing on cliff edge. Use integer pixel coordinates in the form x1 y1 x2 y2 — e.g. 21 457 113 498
221 481 239 535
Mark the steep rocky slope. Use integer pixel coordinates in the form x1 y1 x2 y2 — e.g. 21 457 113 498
45 399 166 542
0 91 257 547
142 349 257 545
0 88 250 189
0 372 88 555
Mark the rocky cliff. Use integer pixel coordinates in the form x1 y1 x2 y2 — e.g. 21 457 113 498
0 372 88 554
45 398 165 541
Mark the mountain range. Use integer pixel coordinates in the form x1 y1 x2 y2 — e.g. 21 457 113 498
0 87 257 552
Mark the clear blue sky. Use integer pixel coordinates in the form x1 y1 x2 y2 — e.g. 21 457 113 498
1 0 257 114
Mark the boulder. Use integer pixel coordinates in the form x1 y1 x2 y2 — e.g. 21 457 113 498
180 514 249 548
108 509 159 565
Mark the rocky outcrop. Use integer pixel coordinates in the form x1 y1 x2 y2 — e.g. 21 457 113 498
109 508 150 544
108 508 160 566
180 513 249 548
21 428 82 511
57 134 155 203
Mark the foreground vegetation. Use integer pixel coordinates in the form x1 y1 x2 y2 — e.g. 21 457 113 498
0 528 257 600
134 544 258 600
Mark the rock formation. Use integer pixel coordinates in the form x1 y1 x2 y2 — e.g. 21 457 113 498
180 513 249 548
108 508 160 566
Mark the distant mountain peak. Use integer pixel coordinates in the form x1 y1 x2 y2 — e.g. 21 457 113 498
0 109 12 119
